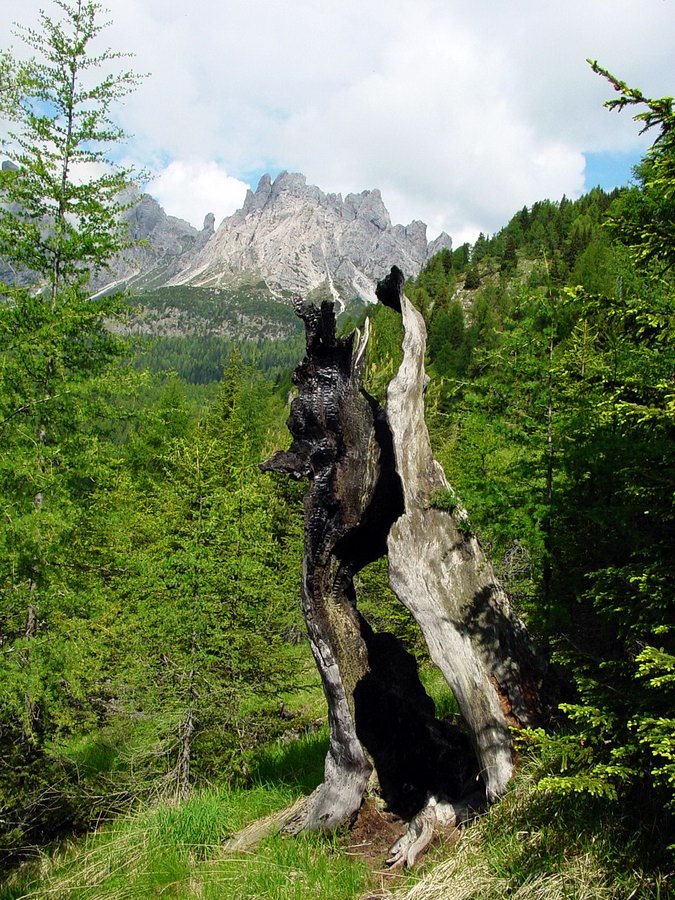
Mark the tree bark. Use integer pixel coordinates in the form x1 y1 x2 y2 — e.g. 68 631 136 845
262 270 547 858
378 268 545 803
262 302 378 829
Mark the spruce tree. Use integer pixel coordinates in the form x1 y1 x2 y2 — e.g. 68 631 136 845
0 0 143 853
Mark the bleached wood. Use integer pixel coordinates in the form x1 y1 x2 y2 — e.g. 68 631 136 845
221 798 306 853
381 270 542 801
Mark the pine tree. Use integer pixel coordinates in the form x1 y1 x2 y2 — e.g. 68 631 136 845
589 61 675 272
0 0 144 852
0 0 144 299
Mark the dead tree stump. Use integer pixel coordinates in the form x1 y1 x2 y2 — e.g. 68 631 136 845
261 269 547 861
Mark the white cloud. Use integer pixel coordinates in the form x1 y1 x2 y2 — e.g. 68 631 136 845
147 161 249 228
2 0 674 240
276 9 590 239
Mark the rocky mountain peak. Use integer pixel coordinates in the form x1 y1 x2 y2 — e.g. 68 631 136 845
270 171 309 195
168 172 443 304
94 172 453 306
428 231 453 257
242 174 273 214
343 188 391 231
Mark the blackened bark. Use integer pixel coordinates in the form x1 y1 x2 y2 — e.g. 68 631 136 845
261 275 546 854
262 301 381 828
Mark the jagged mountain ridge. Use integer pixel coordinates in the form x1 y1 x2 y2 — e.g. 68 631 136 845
90 184 215 295
167 172 451 305
98 172 452 308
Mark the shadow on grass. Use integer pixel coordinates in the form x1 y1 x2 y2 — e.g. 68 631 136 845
247 727 329 796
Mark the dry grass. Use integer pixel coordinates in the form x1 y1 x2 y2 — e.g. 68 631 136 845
375 835 619 900
367 752 670 900
4 742 671 900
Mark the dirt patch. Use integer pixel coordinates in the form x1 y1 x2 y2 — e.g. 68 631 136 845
341 798 461 897
342 799 407 864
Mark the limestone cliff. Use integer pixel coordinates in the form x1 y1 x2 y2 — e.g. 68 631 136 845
168 172 443 305
91 172 452 317
90 185 214 295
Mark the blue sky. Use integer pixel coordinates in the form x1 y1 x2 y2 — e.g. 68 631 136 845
583 150 641 193
1 0 673 243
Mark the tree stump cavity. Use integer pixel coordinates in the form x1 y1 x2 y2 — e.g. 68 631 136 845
261 269 547 861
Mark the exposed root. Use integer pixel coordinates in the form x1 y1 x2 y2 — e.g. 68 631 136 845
221 798 306 853
386 791 484 869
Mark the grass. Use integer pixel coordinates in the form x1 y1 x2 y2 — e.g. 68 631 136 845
0 727 372 900
380 750 671 900
3 725 671 899
196 832 368 900
419 664 460 719
3 652 670 899
248 727 330 796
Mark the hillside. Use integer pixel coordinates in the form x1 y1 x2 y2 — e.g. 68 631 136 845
2 0 674 893
2 171 673 897
2 33 674 894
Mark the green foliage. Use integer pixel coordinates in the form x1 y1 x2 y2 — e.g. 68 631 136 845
452 242 471 271
425 488 458 513
0 2 308 859
404 73 674 833
80 366 305 790
457 187 621 290
427 302 471 377
0 1 148 855
356 557 423 656
132 332 305 385
0 0 144 298
0 355 307 853
500 232 518 274
532 65 675 810
463 265 481 289
362 301 404 402
418 665 460 719
589 61 675 272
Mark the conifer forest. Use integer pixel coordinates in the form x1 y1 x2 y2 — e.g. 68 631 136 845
0 3 673 898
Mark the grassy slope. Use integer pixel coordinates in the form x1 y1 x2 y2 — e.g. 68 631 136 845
3 659 669 900
5 737 667 899
385 756 669 900
0 730 369 900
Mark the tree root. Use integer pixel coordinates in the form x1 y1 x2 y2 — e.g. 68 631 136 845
220 798 306 853
386 791 484 869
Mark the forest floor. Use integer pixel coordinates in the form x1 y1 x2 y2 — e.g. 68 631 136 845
1 749 670 900
341 799 462 899
0 659 671 899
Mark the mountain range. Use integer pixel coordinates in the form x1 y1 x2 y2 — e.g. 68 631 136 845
97 172 452 311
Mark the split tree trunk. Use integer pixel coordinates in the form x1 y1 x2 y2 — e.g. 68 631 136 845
262 269 547 859
378 268 545 802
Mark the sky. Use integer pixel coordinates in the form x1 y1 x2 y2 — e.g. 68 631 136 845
1 0 674 244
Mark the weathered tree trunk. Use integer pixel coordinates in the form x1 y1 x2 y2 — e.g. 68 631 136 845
262 270 547 861
262 302 378 829
378 268 544 802
173 629 197 800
